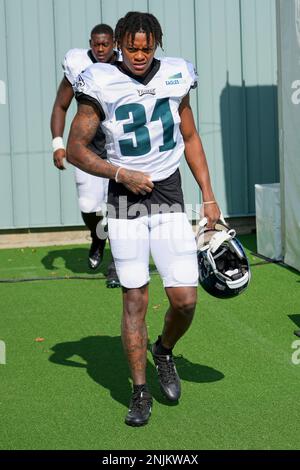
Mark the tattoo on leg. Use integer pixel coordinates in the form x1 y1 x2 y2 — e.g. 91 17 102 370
122 316 148 381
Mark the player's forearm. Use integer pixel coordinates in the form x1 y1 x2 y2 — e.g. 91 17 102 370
184 136 216 201
51 78 74 138
67 140 117 179
50 105 67 138
67 102 118 179
67 139 154 194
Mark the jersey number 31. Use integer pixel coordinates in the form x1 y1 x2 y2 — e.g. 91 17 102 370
115 98 176 156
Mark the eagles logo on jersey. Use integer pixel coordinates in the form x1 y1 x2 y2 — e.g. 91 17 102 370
137 88 156 96
62 48 94 85
74 57 198 182
74 74 85 92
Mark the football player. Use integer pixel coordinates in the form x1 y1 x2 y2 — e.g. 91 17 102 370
50 23 120 287
67 11 220 426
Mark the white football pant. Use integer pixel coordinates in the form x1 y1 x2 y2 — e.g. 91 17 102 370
75 167 108 215
108 212 199 288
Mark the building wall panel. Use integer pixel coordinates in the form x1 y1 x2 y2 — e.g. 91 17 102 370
0 0 279 229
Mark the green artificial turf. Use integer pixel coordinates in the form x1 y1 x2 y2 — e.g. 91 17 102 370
0 235 300 450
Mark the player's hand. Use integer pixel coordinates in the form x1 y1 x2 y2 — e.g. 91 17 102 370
203 202 221 229
53 149 66 170
117 168 154 195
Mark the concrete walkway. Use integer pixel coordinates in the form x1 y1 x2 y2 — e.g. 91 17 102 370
0 217 255 249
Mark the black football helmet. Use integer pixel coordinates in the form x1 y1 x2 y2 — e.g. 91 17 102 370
196 218 250 299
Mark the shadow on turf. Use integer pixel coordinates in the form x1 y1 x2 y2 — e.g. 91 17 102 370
41 248 157 276
288 314 300 329
41 248 111 275
49 336 224 408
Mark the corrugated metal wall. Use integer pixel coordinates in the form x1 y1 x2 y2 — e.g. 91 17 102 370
0 0 279 229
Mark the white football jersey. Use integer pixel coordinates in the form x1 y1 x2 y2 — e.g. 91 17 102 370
62 48 121 85
62 48 94 85
74 57 197 181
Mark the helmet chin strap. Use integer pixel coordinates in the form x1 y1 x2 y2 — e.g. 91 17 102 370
207 247 249 286
196 212 226 229
206 248 233 283
198 216 208 228
226 272 250 289
196 212 235 253
209 229 236 253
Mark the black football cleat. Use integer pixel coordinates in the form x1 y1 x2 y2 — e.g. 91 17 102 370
125 389 153 427
151 343 181 402
106 259 121 288
88 238 105 270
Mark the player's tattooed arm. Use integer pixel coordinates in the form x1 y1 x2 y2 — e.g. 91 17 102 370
67 103 116 179
67 102 154 194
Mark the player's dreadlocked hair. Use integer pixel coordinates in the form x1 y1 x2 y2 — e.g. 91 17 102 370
115 11 163 49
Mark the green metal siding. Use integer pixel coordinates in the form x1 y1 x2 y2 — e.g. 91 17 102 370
241 0 279 213
196 0 278 217
0 0 279 229
0 0 13 228
196 0 246 216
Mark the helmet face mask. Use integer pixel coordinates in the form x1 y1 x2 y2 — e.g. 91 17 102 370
197 220 250 299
